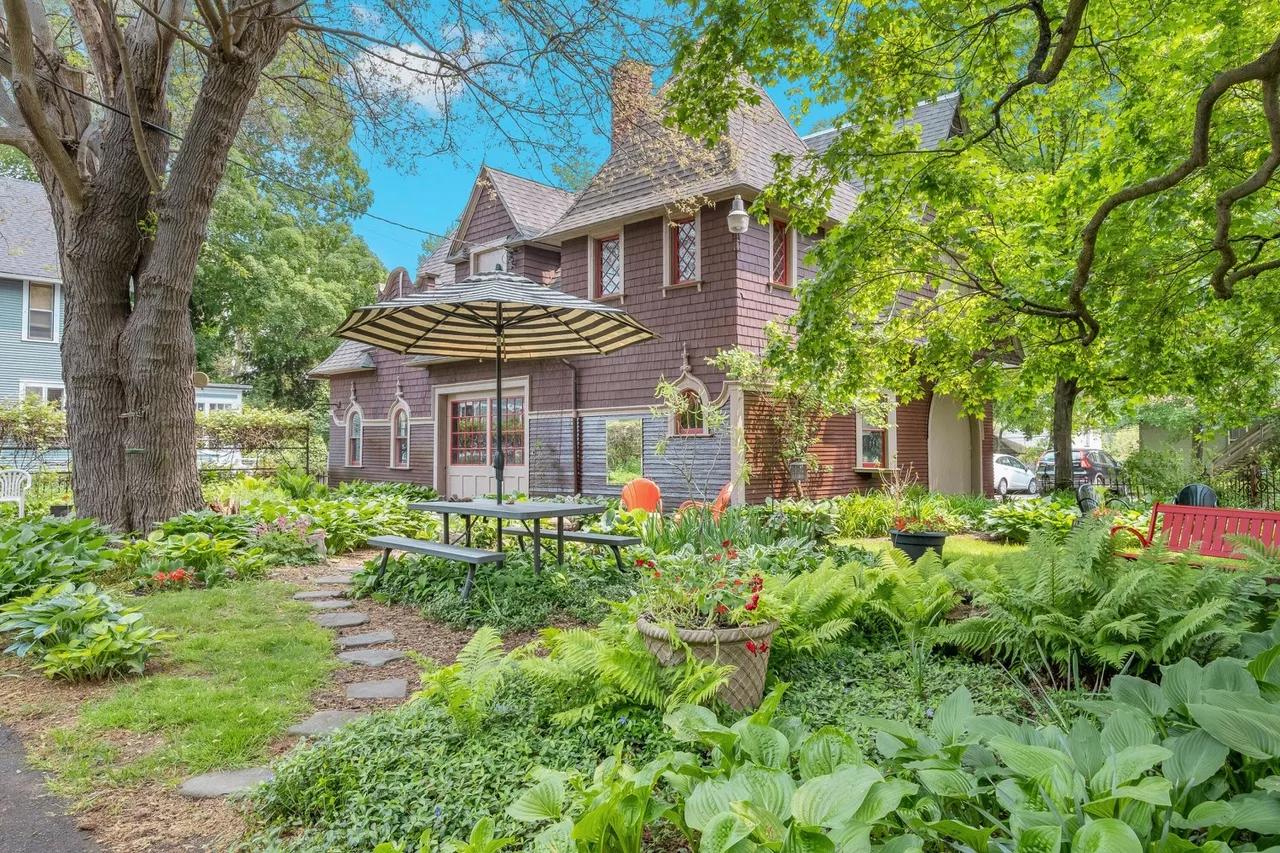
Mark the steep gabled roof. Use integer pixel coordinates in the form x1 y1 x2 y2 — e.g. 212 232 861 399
540 80 858 241
308 341 376 377
416 239 458 284
486 169 576 239
0 177 61 281
802 92 962 157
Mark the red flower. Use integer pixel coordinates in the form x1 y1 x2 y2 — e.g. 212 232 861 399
152 572 168 582
749 575 763 593
646 560 656 569
726 549 739 560
711 554 722 562
746 640 758 655
744 600 757 612
653 571 661 578
722 540 732 548
716 604 728 614
635 558 645 567
733 579 744 586
758 640 770 654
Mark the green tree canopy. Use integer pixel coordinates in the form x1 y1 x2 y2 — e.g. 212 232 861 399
668 0 1280 476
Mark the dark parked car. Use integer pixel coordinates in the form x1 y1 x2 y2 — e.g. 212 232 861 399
1036 448 1123 488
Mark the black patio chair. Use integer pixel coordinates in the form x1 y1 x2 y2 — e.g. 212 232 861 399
1175 483 1218 507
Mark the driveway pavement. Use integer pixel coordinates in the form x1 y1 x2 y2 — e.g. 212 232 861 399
0 724 101 852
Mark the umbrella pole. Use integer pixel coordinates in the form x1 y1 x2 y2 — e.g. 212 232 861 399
494 303 504 504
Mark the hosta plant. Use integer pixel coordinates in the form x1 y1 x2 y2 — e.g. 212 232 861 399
0 517 113 604
0 582 171 680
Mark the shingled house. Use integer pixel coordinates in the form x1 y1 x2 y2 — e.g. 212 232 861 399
310 68 992 503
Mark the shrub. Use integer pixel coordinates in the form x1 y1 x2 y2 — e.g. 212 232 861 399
114 531 239 588
0 517 113 603
252 495 435 553
983 495 1078 542
831 491 897 538
940 521 1266 687
159 509 258 543
0 582 171 680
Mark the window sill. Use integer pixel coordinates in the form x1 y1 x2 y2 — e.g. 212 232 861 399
670 431 714 439
853 466 896 474
21 336 60 344
767 281 794 293
594 293 623 305
345 463 364 468
664 280 702 294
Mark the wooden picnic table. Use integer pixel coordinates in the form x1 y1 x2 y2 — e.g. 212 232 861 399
408 499 606 574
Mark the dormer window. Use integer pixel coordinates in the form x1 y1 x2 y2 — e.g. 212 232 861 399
472 247 507 274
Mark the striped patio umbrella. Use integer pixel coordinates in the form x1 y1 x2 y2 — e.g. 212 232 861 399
332 271 658 501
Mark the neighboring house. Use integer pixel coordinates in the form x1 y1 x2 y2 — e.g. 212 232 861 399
0 177 250 420
310 66 994 503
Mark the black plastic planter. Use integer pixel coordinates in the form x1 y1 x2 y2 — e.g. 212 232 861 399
890 530 947 561
49 504 71 518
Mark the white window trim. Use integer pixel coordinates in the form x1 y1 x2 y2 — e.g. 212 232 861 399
470 245 508 275
389 402 412 469
588 231 624 301
345 403 365 467
767 219 798 290
18 380 65 404
663 212 702 292
855 395 898 471
21 280 61 343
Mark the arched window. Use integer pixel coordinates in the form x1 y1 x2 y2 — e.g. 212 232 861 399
346 408 363 466
391 406 410 468
677 389 705 435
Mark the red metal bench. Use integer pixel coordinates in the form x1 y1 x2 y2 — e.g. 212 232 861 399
1110 502 1280 561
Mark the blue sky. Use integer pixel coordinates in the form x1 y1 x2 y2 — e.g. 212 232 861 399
349 84 842 268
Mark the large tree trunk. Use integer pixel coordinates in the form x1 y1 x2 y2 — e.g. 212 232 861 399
1051 375 1080 492
28 8 292 532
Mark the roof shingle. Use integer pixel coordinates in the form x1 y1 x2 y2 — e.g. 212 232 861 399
308 341 376 377
0 177 60 281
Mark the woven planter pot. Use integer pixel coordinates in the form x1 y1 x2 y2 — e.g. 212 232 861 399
636 616 778 711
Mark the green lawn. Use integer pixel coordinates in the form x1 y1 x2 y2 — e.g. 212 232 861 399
843 533 1026 564
33 581 337 797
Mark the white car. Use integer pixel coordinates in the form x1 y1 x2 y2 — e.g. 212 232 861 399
992 453 1038 496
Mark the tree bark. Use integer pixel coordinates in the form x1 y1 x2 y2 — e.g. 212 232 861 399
1051 375 1079 492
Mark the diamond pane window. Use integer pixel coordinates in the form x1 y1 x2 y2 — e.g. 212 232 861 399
673 218 697 283
771 220 789 286
596 235 621 297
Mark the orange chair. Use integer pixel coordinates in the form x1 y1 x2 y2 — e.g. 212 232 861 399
678 482 734 521
621 478 663 514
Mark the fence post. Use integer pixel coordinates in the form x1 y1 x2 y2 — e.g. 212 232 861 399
303 423 311 476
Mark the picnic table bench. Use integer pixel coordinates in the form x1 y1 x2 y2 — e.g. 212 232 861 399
367 535 504 600
499 527 640 571
1110 503 1280 562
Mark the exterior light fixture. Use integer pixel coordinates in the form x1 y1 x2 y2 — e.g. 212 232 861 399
727 194 749 235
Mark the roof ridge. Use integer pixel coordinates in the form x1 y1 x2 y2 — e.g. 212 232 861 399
484 167 575 197
798 91 961 140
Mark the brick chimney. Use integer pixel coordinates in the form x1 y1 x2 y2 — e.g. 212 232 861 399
610 59 653 141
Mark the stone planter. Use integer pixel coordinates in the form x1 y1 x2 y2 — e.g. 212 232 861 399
890 530 948 561
636 616 778 711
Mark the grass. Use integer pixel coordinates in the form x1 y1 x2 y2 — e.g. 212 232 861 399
33 580 337 796
841 533 1027 564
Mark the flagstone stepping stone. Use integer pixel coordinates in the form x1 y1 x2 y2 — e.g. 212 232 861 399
315 575 355 584
179 767 273 799
336 631 394 649
308 599 353 610
347 679 407 700
286 710 367 737
293 590 342 600
337 649 406 667
312 612 369 628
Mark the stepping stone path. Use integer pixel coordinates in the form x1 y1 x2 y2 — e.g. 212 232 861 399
337 631 395 649
179 767 273 799
182 562 411 797
312 612 369 628
287 710 366 737
347 679 408 700
293 590 342 600
307 599 354 610
337 649 405 667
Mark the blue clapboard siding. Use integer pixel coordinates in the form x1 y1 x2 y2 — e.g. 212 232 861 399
0 277 63 400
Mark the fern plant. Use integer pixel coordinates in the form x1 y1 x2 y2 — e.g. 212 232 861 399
938 520 1266 689
414 626 509 731
768 562 867 658
514 604 731 726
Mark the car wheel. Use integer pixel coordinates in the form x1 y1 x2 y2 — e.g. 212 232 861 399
997 478 1008 496
1094 474 1106 486
1028 478 1039 495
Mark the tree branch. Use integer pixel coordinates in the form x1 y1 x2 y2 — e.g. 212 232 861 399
0 124 33 148
99 0 161 194
63 0 118 94
1 0 85 208
133 0 211 57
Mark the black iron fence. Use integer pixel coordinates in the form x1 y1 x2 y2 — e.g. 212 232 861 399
1038 464 1280 511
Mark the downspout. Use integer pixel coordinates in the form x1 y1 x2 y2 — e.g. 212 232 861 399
561 358 581 494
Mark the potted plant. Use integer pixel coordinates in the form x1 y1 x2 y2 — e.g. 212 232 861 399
889 515 951 560
634 542 777 711
49 492 73 517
